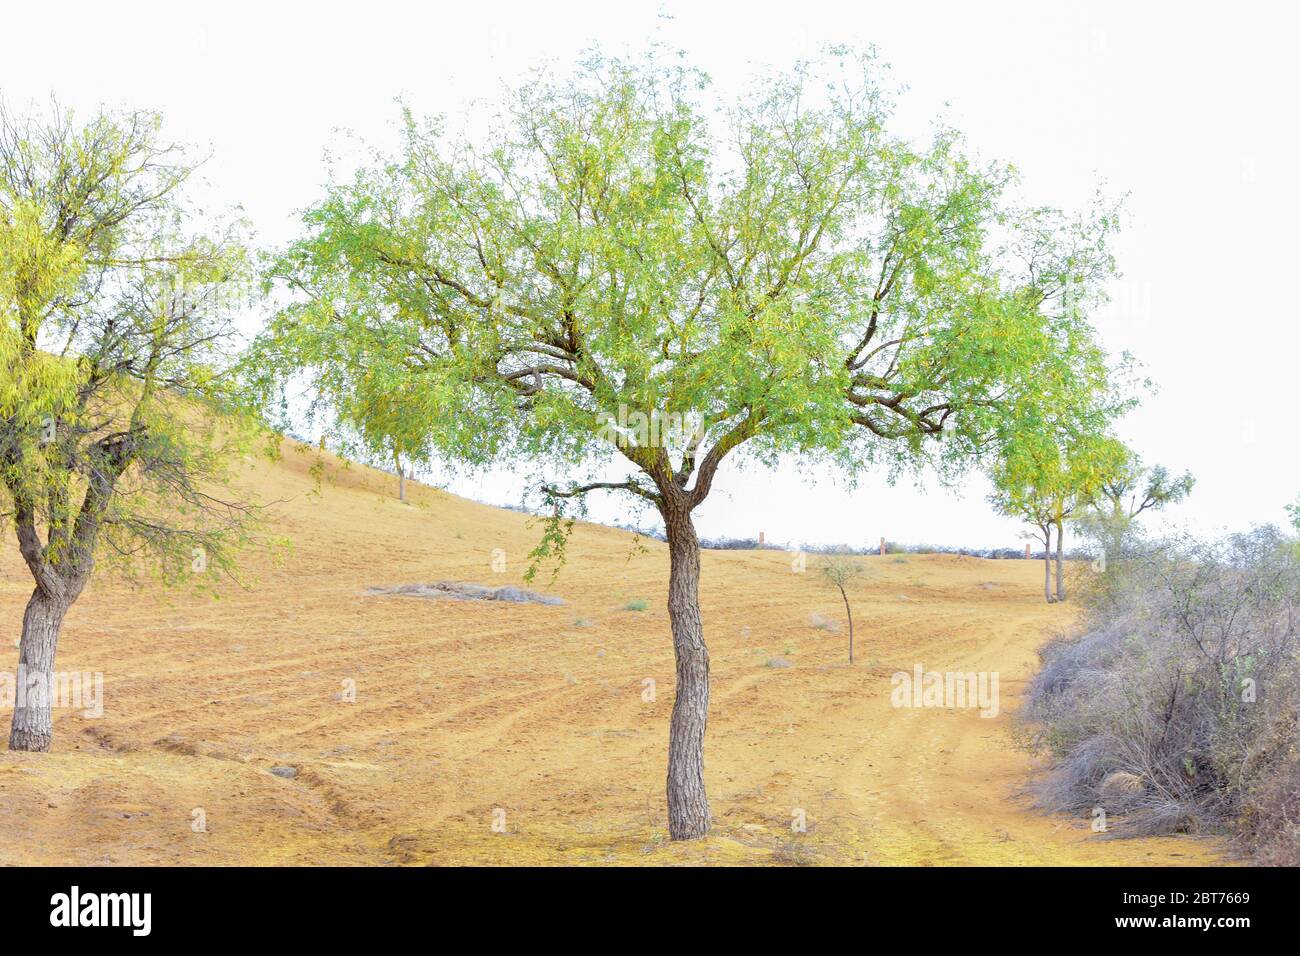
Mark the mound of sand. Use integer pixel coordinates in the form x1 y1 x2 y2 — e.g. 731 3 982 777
365 581 564 606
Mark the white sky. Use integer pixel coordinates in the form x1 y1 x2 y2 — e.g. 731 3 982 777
3 0 1296 549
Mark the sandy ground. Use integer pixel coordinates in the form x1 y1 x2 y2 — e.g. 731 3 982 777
0 444 1222 865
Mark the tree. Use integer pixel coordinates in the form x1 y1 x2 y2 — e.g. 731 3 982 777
816 551 866 663
1052 434 1127 601
252 51 1122 839
992 477 1060 603
1088 454 1194 565
989 422 1125 603
0 102 258 751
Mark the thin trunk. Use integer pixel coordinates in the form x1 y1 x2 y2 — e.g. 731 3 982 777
1109 506 1125 572
1043 525 1054 603
1054 518 1066 602
9 588 70 752
396 454 405 501
662 503 710 840
840 585 854 663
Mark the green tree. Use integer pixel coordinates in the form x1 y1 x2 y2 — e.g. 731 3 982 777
989 420 1126 603
1087 454 1195 564
252 51 1123 839
0 103 258 751
990 465 1061 603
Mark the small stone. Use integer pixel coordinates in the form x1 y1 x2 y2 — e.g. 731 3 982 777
270 765 298 779
767 657 792 669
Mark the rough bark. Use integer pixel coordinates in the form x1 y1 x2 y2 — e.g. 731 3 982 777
9 588 71 752
662 501 711 840
6 457 100 752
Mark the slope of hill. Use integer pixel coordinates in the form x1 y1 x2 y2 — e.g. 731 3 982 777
0 442 1220 865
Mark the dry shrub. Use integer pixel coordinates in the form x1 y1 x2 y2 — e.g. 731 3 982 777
1021 526 1300 862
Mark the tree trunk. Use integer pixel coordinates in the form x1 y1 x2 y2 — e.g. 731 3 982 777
1042 526 1055 604
662 504 710 840
1054 519 1066 602
840 586 854 664
1108 508 1125 572
9 588 70 752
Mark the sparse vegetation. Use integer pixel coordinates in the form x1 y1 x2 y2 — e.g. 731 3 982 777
623 599 648 612
815 551 866 663
1021 523 1300 863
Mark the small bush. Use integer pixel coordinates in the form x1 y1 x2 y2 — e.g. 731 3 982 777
623 599 648 612
700 536 776 550
809 611 840 632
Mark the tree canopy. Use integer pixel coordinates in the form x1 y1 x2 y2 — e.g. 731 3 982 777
0 103 257 590
989 422 1129 533
254 50 1123 533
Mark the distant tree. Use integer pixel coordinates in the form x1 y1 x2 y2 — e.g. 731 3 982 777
1052 435 1128 601
0 102 258 752
989 423 1125 603
993 482 1059 603
252 51 1123 839
1086 455 1195 565
816 552 866 663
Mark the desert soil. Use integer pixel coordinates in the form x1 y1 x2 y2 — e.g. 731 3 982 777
0 444 1221 865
